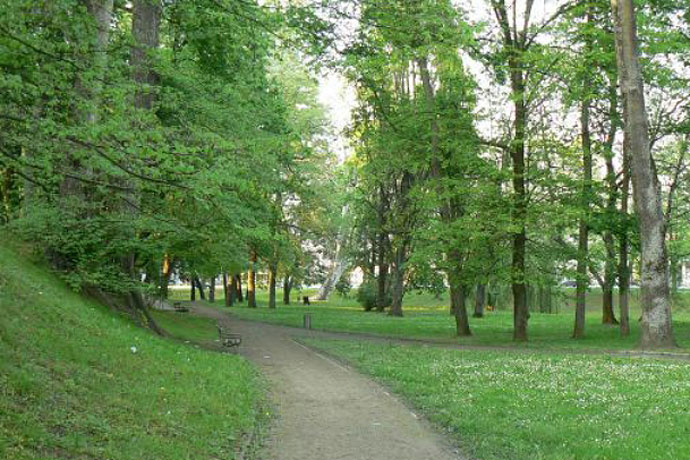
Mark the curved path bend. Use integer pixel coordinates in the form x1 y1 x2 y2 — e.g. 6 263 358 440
190 304 463 460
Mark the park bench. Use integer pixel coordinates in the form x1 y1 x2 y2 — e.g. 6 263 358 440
218 324 242 349
173 302 189 313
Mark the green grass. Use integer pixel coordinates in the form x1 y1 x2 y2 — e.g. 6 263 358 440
205 288 690 351
150 310 218 343
0 242 265 460
304 338 690 460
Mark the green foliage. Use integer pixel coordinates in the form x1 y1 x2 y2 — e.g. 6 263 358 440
0 0 337 305
355 278 381 310
334 274 352 298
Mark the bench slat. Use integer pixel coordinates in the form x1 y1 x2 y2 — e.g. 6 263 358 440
218 326 241 348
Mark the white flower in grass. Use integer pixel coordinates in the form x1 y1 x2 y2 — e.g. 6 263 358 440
130 346 138 354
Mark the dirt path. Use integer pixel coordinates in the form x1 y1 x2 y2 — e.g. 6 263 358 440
190 304 464 460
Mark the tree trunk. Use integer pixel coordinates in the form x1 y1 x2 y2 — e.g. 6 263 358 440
209 276 215 302
539 285 553 313
223 273 233 307
268 263 277 309
194 277 205 300
603 146 620 325
60 0 113 202
473 284 486 318
161 254 172 299
318 260 348 301
235 274 244 303
451 283 472 336
509 51 529 342
387 170 413 317
368 237 377 279
247 252 257 308
283 276 292 305
670 241 680 295
388 249 405 317
1 166 14 223
619 138 631 336
602 233 619 324
131 0 160 111
376 230 389 312
574 93 592 339
511 118 529 340
611 0 675 348
419 56 465 322
190 277 196 301
117 0 160 329
316 204 351 301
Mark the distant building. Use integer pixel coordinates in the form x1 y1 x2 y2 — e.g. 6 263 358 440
682 261 690 288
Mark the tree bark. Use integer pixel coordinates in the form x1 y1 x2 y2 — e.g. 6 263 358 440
190 277 196 301
194 277 205 300
117 0 161 328
60 0 113 202
247 252 257 308
619 137 631 336
418 55 471 327
208 276 215 302
451 283 472 336
268 263 277 309
603 146 619 325
602 232 619 324
539 285 552 313
611 0 675 348
473 284 486 318
235 274 244 302
283 276 292 305
223 272 234 307
161 254 172 299
574 91 592 339
388 248 405 317
316 204 351 301
510 78 529 342
131 0 160 111
376 230 389 312
490 0 530 342
670 242 680 295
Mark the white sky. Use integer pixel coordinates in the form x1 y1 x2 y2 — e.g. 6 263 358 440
318 71 356 161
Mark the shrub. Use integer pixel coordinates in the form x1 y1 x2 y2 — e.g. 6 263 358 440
356 278 390 311
335 275 352 298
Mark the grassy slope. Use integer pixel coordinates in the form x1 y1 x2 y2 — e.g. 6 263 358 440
0 242 263 460
305 338 690 460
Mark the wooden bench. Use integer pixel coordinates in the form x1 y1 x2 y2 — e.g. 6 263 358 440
173 302 189 313
218 325 241 349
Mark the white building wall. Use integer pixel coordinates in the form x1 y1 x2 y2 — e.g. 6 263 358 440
682 261 690 288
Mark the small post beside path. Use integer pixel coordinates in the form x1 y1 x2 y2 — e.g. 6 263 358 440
303 313 312 330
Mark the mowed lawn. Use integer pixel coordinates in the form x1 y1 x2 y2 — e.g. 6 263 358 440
170 286 690 351
304 338 690 460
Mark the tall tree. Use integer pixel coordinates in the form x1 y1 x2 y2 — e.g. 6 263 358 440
490 0 533 341
573 6 594 338
610 0 675 348
247 251 257 308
